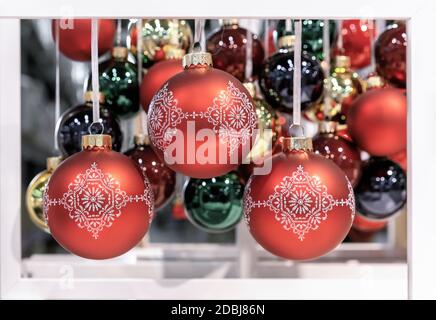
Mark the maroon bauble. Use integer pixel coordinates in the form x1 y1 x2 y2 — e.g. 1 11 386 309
243 137 355 260
375 23 407 88
206 20 265 82
43 135 153 260
140 59 184 111
124 134 176 210
313 122 362 186
52 19 116 61
352 214 387 232
347 88 407 156
147 51 258 179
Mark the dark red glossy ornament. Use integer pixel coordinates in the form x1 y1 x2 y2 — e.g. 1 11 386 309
243 136 355 260
43 134 154 259
147 51 258 179
313 121 362 186
390 149 407 172
334 19 375 70
352 214 387 232
347 88 407 156
124 134 176 210
375 23 407 88
140 58 184 111
52 19 116 61
206 20 265 82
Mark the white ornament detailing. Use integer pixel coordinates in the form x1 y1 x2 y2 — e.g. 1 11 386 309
43 162 153 239
148 81 257 155
243 165 355 241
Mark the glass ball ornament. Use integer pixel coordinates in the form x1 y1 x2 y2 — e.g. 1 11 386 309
26 156 63 233
354 157 406 220
243 135 355 260
276 19 337 61
43 134 154 259
52 19 116 61
56 91 123 157
313 121 362 186
128 19 192 68
124 134 176 210
259 35 325 113
98 47 140 118
206 19 265 82
184 171 244 233
375 22 407 88
147 50 258 179
352 213 387 233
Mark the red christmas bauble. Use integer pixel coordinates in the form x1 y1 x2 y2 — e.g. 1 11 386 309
52 19 116 61
243 137 355 260
390 149 407 172
335 19 375 69
313 122 362 186
375 23 407 88
347 88 407 156
43 135 153 259
352 214 387 232
124 134 176 210
147 52 258 179
206 20 265 82
140 59 184 111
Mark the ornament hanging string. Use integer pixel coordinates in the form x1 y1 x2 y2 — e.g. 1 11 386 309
116 19 122 46
337 20 343 50
369 19 377 72
54 19 60 152
292 19 302 130
136 18 148 135
322 19 333 119
245 29 253 81
263 20 269 56
193 19 205 50
90 18 101 131
285 18 293 33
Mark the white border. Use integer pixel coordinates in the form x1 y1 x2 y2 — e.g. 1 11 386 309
1 0 435 299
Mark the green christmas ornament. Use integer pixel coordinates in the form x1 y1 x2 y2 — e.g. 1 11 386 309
99 46 140 118
183 172 245 233
276 19 336 61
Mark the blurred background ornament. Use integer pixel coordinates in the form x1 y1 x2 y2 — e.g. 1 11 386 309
206 19 265 82
365 73 388 91
26 156 63 233
276 19 337 61
184 171 244 233
354 157 406 220
352 213 388 233
128 19 192 68
99 47 140 118
390 149 407 172
56 91 122 156
313 121 362 186
333 19 375 70
140 49 184 111
375 22 407 88
347 88 407 156
124 133 176 210
52 19 116 61
259 35 324 113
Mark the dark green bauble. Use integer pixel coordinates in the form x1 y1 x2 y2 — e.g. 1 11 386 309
276 19 336 61
99 47 140 118
184 172 245 233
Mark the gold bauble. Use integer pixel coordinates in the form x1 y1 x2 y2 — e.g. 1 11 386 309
25 156 62 233
128 19 192 67
243 82 280 162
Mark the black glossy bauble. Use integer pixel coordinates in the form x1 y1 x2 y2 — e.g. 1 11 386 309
354 157 406 220
56 103 123 156
259 47 324 113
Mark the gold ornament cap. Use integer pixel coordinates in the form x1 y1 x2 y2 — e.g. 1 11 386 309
278 35 295 48
243 81 257 98
46 156 62 172
84 91 105 104
165 47 185 60
182 51 213 68
112 46 128 60
335 55 351 69
282 136 313 152
134 133 150 146
366 75 386 89
222 19 239 26
82 134 112 150
318 121 338 134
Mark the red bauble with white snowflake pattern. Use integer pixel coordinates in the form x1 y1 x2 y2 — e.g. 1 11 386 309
243 136 355 260
147 51 258 179
43 135 154 260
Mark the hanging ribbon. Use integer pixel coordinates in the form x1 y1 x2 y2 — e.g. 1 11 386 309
369 19 377 72
136 18 148 136
116 18 122 46
337 20 343 50
54 20 60 152
193 19 205 50
245 29 253 81
322 19 333 119
292 19 302 128
285 18 293 33
91 18 100 126
263 20 269 57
